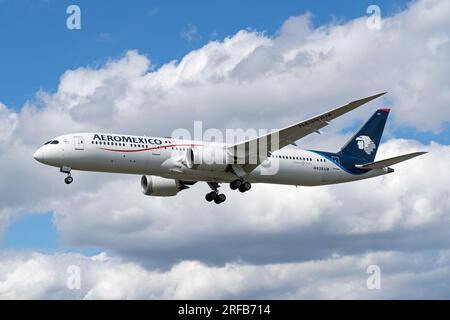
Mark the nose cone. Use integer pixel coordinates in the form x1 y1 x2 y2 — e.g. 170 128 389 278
33 148 45 163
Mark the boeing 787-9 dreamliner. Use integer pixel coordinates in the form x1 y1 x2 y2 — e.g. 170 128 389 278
33 92 426 204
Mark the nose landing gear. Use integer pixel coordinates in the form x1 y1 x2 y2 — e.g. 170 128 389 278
64 176 73 185
60 166 73 185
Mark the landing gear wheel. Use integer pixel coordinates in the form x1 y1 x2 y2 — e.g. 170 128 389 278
218 193 226 203
230 179 242 190
239 181 251 192
214 194 226 204
64 176 73 185
205 191 218 202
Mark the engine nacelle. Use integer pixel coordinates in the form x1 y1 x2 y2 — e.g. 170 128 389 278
185 147 232 170
141 176 183 197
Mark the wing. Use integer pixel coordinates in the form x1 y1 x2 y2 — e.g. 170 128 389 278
228 92 387 173
354 151 427 170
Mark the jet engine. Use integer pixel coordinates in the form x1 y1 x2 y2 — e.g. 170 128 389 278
141 176 187 197
185 147 232 170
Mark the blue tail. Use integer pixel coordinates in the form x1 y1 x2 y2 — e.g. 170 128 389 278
338 109 390 163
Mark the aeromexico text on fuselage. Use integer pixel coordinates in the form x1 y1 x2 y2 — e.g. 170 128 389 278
93 134 163 145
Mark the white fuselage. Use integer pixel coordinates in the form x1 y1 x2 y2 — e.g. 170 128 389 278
33 133 389 186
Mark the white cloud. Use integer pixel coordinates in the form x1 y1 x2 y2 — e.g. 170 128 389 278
180 24 201 43
1 250 449 299
0 103 18 143
45 138 449 267
0 0 449 298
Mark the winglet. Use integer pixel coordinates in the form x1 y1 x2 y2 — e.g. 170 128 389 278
349 92 387 108
367 92 387 101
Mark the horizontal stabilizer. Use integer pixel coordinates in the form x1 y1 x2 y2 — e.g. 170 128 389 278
355 151 427 169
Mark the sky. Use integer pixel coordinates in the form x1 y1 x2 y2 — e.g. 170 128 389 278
0 0 408 109
0 0 449 299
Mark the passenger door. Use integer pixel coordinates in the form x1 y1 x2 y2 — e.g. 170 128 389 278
74 136 84 150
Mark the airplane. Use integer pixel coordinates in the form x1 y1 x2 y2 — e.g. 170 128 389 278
33 92 427 204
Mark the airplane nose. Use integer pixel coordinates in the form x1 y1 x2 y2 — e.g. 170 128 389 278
33 148 45 163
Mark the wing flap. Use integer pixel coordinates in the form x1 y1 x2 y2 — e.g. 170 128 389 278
355 151 427 169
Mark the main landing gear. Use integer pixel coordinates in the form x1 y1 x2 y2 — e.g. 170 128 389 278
205 191 226 204
229 179 251 193
60 166 73 185
205 182 226 204
204 180 252 204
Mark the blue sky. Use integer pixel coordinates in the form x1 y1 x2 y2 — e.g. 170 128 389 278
4 0 447 256
0 0 408 109
3 212 101 255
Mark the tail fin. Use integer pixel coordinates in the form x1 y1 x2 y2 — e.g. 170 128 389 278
338 109 390 162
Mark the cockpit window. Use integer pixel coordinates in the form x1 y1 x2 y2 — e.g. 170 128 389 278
51 140 59 144
44 141 52 145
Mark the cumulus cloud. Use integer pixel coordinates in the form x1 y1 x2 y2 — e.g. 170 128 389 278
47 139 449 267
0 103 18 143
1 250 449 299
0 0 449 298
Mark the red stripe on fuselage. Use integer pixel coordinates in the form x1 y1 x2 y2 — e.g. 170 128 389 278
97 144 203 153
